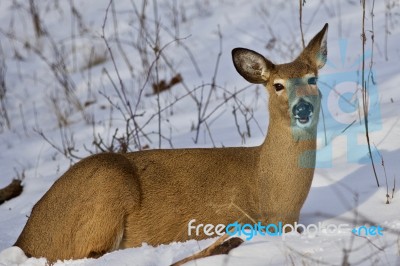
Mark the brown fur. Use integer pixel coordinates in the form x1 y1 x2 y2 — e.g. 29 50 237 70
14 24 328 262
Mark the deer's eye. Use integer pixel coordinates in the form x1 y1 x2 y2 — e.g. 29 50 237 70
273 83 285 92
308 77 318 85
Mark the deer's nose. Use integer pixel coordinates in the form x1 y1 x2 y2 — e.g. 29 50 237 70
292 99 313 120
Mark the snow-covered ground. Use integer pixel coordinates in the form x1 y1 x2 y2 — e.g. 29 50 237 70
0 0 399 265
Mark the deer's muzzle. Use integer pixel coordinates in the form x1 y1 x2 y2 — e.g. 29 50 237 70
292 99 314 127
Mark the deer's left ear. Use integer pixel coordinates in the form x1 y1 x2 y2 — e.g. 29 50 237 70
232 48 275 84
303 23 328 69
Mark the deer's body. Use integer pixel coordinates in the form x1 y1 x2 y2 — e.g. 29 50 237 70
14 24 328 262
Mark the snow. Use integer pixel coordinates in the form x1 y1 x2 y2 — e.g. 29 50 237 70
0 0 400 265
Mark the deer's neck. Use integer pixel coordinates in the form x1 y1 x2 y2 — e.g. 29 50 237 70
256 117 318 223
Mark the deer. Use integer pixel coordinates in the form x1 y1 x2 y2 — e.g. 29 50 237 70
12 23 328 263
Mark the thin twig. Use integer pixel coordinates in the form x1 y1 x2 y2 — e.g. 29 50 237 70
361 0 379 187
299 0 305 49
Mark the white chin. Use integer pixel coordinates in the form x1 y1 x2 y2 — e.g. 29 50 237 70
295 117 312 128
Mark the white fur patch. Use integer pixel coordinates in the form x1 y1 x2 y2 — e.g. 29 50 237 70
294 113 313 128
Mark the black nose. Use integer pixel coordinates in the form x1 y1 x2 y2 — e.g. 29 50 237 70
292 100 314 118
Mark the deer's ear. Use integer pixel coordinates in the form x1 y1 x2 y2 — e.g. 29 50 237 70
232 48 274 84
303 23 328 69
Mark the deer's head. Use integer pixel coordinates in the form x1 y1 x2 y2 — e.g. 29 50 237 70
232 24 328 140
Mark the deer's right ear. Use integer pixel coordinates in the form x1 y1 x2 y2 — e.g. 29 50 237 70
232 48 274 84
